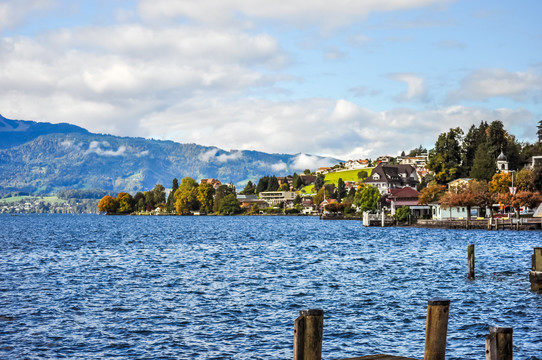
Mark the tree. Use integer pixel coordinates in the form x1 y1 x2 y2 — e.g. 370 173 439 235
357 170 368 180
538 120 542 143
533 165 542 193
144 191 155 211
175 188 198 215
213 185 236 213
408 145 427 157
179 177 198 192
314 173 325 191
495 191 542 218
489 172 512 194
218 194 241 215
354 185 381 212
279 183 289 191
292 173 302 190
461 121 489 176
336 178 347 202
514 168 535 192
133 192 145 211
175 177 199 215
98 195 118 213
152 184 166 205
427 127 463 184
313 187 331 207
418 184 447 204
197 183 215 213
116 192 133 213
304 169 311 175
469 141 495 181
166 178 179 212
439 180 491 220
256 176 269 193
394 206 411 222
267 176 280 191
240 181 256 195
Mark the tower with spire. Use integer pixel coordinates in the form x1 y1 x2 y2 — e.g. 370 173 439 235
496 150 509 173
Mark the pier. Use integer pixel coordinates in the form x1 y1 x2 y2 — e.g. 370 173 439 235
293 299 514 360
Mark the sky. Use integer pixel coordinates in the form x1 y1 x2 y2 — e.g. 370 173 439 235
0 0 541 161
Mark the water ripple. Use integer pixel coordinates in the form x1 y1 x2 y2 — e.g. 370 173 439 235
0 215 541 359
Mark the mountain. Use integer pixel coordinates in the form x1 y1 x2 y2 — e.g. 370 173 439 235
0 115 339 195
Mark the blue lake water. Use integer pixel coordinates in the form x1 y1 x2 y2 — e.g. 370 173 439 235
0 214 541 359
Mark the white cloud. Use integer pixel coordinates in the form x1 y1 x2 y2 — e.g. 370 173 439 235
389 73 428 102
448 68 542 102
216 151 243 162
0 0 53 32
270 161 288 172
291 154 337 170
86 141 126 156
138 0 448 29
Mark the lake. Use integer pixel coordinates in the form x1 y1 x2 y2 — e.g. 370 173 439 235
1 215 541 359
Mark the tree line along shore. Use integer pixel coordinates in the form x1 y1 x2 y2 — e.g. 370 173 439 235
96 120 542 220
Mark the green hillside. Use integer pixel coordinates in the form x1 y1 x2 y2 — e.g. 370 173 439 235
300 168 373 194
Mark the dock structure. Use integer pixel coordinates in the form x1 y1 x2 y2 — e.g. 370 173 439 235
293 299 514 360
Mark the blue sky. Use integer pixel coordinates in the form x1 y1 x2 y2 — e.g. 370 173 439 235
1 0 541 163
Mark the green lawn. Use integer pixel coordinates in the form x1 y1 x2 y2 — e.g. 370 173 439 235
0 195 63 204
298 168 374 194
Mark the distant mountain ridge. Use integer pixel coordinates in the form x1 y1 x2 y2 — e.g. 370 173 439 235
0 115 339 195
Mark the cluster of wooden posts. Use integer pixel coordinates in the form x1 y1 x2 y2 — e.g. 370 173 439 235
292 245 542 360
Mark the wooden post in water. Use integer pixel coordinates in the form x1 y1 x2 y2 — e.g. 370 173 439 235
294 309 324 360
424 298 450 360
529 247 542 292
485 327 513 360
468 244 475 279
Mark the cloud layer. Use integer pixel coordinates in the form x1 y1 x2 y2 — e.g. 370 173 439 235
0 0 540 162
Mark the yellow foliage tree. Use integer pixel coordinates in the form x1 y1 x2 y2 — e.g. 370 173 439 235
489 172 512 194
97 195 118 213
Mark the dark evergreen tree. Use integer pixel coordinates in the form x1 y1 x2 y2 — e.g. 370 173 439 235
166 178 179 212
469 141 496 181
337 178 347 202
213 185 236 213
537 120 542 143
266 176 280 191
314 173 325 190
256 176 269 193
427 127 463 184
292 173 302 190
240 180 256 195
133 192 145 211
461 121 488 177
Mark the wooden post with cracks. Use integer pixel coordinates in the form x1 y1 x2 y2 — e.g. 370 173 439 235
468 244 475 279
294 309 324 360
529 247 542 292
485 327 513 360
424 299 450 360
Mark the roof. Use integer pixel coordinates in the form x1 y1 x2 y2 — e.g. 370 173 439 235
363 164 418 186
389 186 419 199
497 151 507 161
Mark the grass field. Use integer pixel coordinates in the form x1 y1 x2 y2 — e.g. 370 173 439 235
299 168 374 194
0 195 63 204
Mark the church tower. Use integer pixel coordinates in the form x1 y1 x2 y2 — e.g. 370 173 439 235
496 150 509 173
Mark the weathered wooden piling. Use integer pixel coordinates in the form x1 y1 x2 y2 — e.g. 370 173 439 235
424 299 450 360
294 309 324 360
468 244 475 279
529 247 542 291
485 327 513 360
